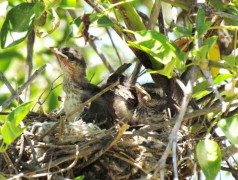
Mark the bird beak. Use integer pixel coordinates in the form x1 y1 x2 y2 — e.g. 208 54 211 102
134 85 151 103
50 47 69 66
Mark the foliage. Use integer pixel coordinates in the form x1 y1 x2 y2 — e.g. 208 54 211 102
0 101 34 152
196 140 222 180
0 0 238 179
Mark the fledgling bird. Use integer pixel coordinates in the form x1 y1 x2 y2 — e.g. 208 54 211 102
105 73 137 123
50 47 115 129
105 72 178 125
132 83 179 125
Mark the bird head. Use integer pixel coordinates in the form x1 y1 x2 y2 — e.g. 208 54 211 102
134 84 165 108
50 47 86 81
134 85 152 105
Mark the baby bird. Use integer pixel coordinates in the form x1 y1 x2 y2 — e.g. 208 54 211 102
132 83 179 125
50 47 115 129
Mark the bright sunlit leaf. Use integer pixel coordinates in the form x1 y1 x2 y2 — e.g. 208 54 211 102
196 8 212 38
7 101 35 126
1 121 27 145
196 140 221 180
127 30 180 77
218 115 238 147
1 3 35 48
72 176 85 180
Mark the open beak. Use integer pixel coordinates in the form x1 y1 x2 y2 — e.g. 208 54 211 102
50 47 69 66
50 47 68 59
134 85 151 103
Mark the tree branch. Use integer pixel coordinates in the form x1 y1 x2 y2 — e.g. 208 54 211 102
0 72 24 104
148 0 161 30
0 65 47 112
88 39 114 73
24 29 35 101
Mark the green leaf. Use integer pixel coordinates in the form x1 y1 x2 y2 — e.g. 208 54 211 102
192 45 209 61
213 74 234 84
223 56 238 68
127 30 179 73
196 140 221 180
72 176 85 180
1 121 27 145
218 115 238 147
196 8 212 38
193 74 233 97
193 81 209 96
61 0 76 7
190 121 204 133
1 3 35 48
150 58 176 78
45 0 61 9
7 101 35 126
34 2 45 19
89 13 114 27
209 0 226 11
173 26 192 37
36 8 60 38
95 15 113 27
0 174 7 180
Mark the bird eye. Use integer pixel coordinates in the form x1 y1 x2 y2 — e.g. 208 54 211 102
62 52 75 60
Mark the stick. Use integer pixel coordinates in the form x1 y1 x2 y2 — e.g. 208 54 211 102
66 80 120 120
148 0 161 30
106 27 123 65
153 66 198 179
24 29 35 101
0 72 24 104
0 65 47 112
89 39 114 73
129 61 142 85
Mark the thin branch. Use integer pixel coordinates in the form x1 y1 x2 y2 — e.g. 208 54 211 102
222 145 238 161
129 102 238 137
88 39 114 73
0 112 10 115
24 29 35 101
148 0 161 30
196 85 224 104
106 27 123 65
129 61 142 85
214 11 238 21
66 80 120 120
153 66 198 179
3 152 18 174
201 68 226 112
113 63 131 74
85 0 153 69
0 71 23 104
79 124 129 169
32 74 62 112
9 143 102 179
209 60 230 70
161 0 190 11
0 64 47 112
15 135 25 163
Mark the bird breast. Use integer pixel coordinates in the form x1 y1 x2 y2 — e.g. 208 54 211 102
64 91 84 122
63 81 85 122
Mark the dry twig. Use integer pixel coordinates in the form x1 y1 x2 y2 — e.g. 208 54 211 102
0 64 47 112
89 39 114 73
147 0 161 30
24 29 35 102
0 71 23 104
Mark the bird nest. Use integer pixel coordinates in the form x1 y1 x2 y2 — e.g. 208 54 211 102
1 109 196 180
